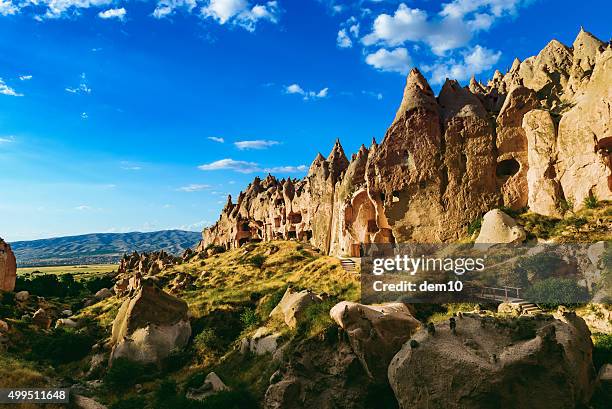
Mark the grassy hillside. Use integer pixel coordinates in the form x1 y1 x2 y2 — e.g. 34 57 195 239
11 230 201 267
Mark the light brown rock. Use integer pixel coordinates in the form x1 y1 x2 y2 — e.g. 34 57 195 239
475 209 526 249
0 238 16 292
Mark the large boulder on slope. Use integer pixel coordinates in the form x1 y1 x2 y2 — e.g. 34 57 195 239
475 209 526 250
269 288 323 329
330 301 420 380
110 279 191 364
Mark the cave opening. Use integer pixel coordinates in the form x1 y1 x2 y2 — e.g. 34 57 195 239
496 159 520 178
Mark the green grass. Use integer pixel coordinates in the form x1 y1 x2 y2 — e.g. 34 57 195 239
17 264 117 277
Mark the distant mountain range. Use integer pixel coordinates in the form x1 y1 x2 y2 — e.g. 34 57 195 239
10 230 202 267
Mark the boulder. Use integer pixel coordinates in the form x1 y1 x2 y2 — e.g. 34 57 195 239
241 327 283 356
330 301 420 380
62 309 73 317
95 288 113 301
474 209 526 250
55 318 78 329
15 291 29 302
388 313 596 409
110 279 191 364
594 364 612 402
186 372 229 401
0 238 16 292
0 319 8 332
497 302 521 316
270 288 322 329
32 308 51 329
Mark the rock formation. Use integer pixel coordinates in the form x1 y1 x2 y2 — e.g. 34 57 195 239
0 238 16 292
110 279 191 364
388 312 596 409
330 301 420 380
269 288 323 329
474 209 527 249
202 29 612 254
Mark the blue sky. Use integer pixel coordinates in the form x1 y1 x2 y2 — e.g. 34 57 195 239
0 0 609 241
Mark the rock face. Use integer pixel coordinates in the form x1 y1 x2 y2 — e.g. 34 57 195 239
474 209 526 249
0 238 16 292
110 279 191 364
330 301 420 380
388 312 596 409
202 29 612 253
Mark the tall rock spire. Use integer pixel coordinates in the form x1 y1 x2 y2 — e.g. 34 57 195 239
327 138 349 178
393 68 438 124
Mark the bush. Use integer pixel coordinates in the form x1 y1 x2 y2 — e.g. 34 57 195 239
584 195 599 209
240 308 260 330
104 358 156 391
524 278 589 308
592 333 612 370
514 252 564 282
194 328 223 352
245 255 267 269
467 216 482 235
28 328 95 365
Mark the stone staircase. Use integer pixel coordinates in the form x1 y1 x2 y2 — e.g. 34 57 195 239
516 301 543 315
339 258 357 273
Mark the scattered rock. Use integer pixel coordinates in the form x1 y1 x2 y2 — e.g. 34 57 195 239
15 291 29 302
55 318 78 329
186 372 228 401
270 288 323 329
94 288 113 301
241 327 283 356
474 209 526 250
62 309 73 317
0 320 8 333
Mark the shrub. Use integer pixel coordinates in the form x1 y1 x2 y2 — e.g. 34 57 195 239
467 216 482 235
104 358 156 391
592 333 612 370
524 278 589 308
584 194 599 209
15 273 85 298
515 252 565 282
28 328 95 365
240 308 260 330
245 255 267 269
194 328 223 352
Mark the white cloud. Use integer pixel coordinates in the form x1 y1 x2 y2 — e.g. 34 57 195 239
178 219 211 230
264 165 307 173
98 7 126 21
0 78 23 96
201 0 280 31
0 136 15 144
198 158 307 174
337 29 352 48
198 158 260 173
120 161 142 171
0 0 18 16
178 183 212 192
75 205 93 211
365 47 412 74
207 136 225 143
361 1 529 57
66 72 92 94
19 75 32 81
234 139 279 150
285 83 329 100
81 112 88 119
152 0 197 19
39 0 115 19
424 45 501 84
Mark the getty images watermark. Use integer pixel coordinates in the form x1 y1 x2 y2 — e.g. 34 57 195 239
359 243 610 304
